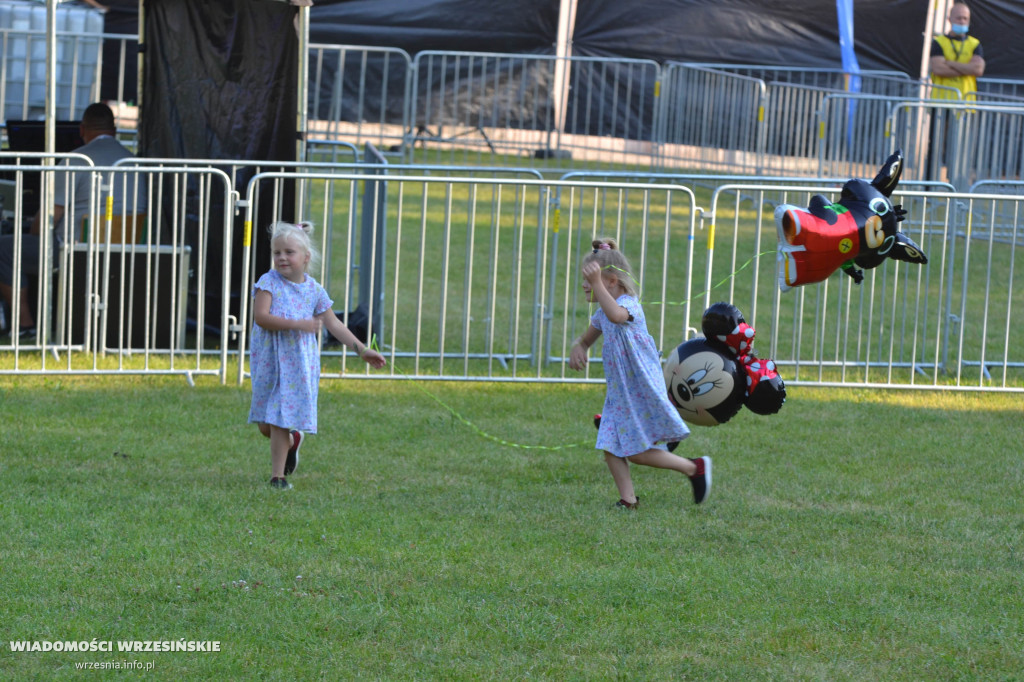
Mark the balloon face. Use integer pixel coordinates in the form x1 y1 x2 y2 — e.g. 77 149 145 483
840 179 904 259
663 338 746 427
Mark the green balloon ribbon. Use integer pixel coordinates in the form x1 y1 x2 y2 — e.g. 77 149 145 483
367 335 593 451
367 249 773 450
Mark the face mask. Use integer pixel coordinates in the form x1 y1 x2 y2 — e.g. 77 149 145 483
951 23 969 35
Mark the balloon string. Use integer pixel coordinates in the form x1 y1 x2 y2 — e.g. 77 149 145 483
367 335 592 451
648 249 775 306
602 249 774 306
366 248 774 450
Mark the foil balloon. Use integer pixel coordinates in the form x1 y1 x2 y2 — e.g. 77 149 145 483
775 149 928 291
663 303 786 427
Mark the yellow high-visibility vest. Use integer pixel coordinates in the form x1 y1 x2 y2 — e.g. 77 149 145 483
932 34 980 101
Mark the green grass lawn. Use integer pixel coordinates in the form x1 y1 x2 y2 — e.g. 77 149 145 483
1 376 1021 680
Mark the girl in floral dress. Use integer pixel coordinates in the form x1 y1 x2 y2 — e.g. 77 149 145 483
248 221 385 489
568 238 711 507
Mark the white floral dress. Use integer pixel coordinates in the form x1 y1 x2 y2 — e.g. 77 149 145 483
592 295 690 457
247 269 333 433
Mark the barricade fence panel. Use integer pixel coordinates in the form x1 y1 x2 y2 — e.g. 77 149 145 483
0 161 234 381
889 102 1024 190
307 44 412 153
543 181 699 370
657 63 766 173
406 52 661 171
707 184 1022 390
817 93 902 178
976 77 1024 100
238 173 699 384
761 82 830 174
684 65 917 95
232 171 1021 392
4 162 1020 392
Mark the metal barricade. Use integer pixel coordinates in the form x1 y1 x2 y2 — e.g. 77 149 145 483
686 64 915 95
660 66 942 178
888 101 1024 189
0 161 234 383
307 43 413 153
976 77 1024 100
817 93 908 179
762 82 849 175
5 161 1020 392
0 153 93 358
542 180 699 368
236 173 698 385
656 63 766 173
814 84 967 180
557 169 952 193
407 51 661 170
706 183 1022 390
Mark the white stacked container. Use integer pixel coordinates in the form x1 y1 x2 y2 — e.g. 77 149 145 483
0 0 104 121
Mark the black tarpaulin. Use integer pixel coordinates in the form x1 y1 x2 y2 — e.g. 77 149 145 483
140 0 298 334
571 0 927 75
304 0 929 141
140 0 298 162
308 0 559 55
306 0 952 76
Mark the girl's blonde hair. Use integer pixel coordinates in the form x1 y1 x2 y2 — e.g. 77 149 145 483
581 237 638 296
269 221 321 273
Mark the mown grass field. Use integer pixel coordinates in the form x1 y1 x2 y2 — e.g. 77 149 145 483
1 375 1021 680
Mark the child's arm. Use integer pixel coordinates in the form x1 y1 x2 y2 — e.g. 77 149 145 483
318 309 386 368
568 324 602 370
582 261 630 324
253 290 322 334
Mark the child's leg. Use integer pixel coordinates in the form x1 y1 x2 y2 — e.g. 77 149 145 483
627 448 698 476
268 425 290 478
604 451 637 504
258 422 271 439
629 448 711 504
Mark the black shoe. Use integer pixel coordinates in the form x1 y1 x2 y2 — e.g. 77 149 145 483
688 456 712 504
614 497 639 510
17 326 36 339
285 430 303 476
269 477 292 490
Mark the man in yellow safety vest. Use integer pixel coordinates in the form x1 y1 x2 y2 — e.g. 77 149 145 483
926 2 985 182
930 2 985 101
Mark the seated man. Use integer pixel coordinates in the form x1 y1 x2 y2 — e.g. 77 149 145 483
0 102 146 337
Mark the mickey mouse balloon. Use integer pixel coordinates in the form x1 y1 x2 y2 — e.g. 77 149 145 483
664 303 786 427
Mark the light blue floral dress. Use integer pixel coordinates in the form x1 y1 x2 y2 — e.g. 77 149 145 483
592 295 690 457
248 269 333 433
